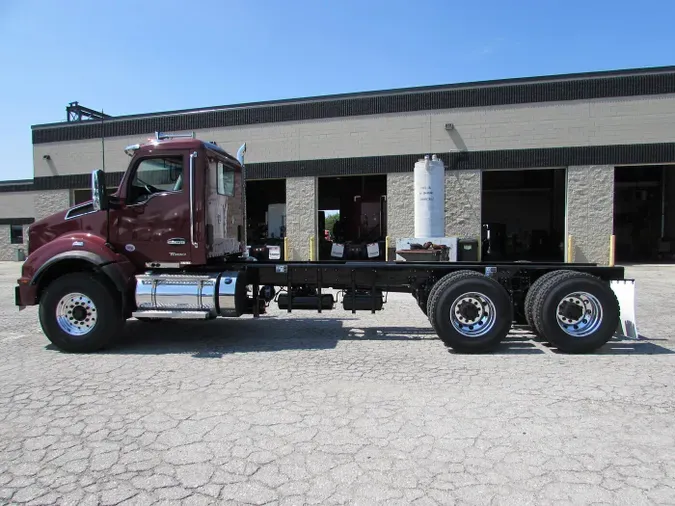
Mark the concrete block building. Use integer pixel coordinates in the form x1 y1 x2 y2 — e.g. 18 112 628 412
3 65 675 264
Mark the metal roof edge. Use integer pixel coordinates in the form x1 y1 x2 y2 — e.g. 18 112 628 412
31 64 675 130
0 178 34 186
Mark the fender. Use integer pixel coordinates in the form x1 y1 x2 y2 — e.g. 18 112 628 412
17 233 136 307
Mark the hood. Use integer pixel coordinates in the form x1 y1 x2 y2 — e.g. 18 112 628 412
28 200 106 255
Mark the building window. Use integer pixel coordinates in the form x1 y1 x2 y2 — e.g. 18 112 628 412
10 225 23 244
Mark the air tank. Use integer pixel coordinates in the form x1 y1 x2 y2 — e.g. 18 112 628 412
414 154 445 237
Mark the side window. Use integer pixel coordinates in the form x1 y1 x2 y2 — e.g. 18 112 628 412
217 161 235 197
129 156 184 204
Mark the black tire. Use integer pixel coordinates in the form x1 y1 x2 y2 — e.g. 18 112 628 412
426 271 482 332
524 270 568 331
428 270 513 353
424 278 445 325
530 270 579 337
39 272 124 353
532 271 619 353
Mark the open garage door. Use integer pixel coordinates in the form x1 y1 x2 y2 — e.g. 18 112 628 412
318 175 387 260
614 165 675 263
245 179 286 260
482 168 566 262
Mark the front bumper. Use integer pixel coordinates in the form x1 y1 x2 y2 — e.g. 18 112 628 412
15 281 36 310
15 286 24 310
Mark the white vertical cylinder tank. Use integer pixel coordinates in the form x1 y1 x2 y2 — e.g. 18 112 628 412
414 154 445 237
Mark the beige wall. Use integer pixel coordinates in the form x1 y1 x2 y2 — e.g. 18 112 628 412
285 177 317 261
386 173 415 247
34 190 70 220
445 170 482 243
33 94 675 178
0 192 36 218
0 224 30 261
566 165 615 265
34 137 135 178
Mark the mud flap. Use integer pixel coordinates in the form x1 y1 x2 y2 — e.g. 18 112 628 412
611 279 638 339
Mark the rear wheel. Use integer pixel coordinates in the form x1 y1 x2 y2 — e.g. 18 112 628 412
524 270 568 331
428 270 513 353
532 271 619 353
424 278 447 326
39 272 124 353
426 271 479 332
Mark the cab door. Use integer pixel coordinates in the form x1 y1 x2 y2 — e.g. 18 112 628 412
113 151 193 268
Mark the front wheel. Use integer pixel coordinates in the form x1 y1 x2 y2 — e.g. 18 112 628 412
39 272 124 353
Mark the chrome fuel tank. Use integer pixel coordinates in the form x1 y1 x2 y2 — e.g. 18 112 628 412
134 271 246 318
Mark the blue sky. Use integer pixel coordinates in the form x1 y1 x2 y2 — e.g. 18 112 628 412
1 0 674 181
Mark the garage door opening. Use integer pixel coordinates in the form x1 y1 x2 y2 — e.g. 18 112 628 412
614 165 675 263
245 179 286 259
481 168 566 262
318 175 387 260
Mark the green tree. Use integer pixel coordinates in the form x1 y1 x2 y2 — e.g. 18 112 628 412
324 213 340 236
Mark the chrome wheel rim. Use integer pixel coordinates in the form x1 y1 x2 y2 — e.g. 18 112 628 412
56 293 97 336
449 292 497 338
556 292 603 338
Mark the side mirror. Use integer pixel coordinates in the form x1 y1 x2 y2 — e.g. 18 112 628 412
91 169 109 211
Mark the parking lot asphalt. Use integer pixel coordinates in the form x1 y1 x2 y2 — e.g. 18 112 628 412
0 262 674 505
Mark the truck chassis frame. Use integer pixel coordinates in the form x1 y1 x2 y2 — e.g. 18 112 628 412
122 259 631 355
236 260 623 312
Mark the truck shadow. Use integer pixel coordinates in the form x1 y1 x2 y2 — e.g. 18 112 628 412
90 320 673 358
107 318 440 357
562 336 674 355
509 326 674 355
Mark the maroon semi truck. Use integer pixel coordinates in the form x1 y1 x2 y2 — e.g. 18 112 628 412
16 132 632 354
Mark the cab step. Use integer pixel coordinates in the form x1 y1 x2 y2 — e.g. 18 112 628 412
132 310 212 320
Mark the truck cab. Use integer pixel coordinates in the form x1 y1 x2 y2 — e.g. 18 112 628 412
16 133 249 352
29 133 246 272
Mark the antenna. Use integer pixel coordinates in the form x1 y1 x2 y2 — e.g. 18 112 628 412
100 109 111 244
101 110 106 172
